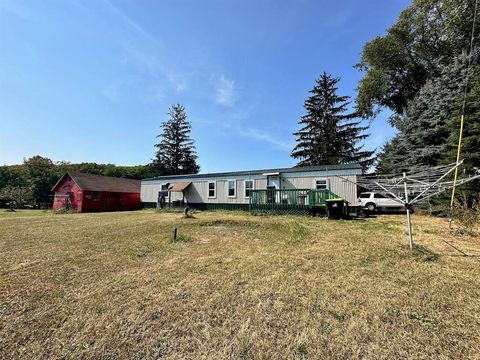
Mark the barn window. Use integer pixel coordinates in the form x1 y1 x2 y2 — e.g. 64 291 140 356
228 180 236 198
92 192 100 201
208 181 216 198
315 179 328 190
244 180 254 198
85 194 93 200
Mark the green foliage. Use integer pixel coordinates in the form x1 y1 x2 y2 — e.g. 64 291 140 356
378 57 469 173
152 104 200 175
0 156 158 208
24 156 58 207
0 165 28 189
356 0 480 123
0 185 33 209
377 56 480 197
292 72 374 171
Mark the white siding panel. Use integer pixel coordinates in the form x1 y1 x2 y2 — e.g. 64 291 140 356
141 183 159 202
282 175 357 204
329 175 357 204
142 174 358 204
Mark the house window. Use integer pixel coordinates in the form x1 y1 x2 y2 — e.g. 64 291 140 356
245 180 254 198
208 181 216 198
228 180 236 197
315 179 328 190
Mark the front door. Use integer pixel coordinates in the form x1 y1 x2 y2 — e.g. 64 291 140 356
267 175 280 189
266 186 276 204
266 175 280 204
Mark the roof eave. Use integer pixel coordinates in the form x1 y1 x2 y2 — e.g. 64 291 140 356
142 163 362 181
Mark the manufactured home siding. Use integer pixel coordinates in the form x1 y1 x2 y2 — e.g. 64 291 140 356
141 176 268 204
283 174 357 204
142 174 358 205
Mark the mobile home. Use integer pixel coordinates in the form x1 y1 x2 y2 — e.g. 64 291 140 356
141 164 361 214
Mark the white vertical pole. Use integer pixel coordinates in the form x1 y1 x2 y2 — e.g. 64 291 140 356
403 172 413 250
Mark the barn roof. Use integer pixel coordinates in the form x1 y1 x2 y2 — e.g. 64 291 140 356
52 172 140 193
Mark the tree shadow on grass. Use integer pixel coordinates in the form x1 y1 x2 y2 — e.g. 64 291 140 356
412 244 440 262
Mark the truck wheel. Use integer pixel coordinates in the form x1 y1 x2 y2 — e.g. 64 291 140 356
366 203 376 212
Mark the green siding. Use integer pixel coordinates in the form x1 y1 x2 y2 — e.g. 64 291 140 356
142 202 157 209
142 202 249 211
191 203 250 211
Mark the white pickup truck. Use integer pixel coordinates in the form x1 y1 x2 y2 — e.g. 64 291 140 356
358 192 404 212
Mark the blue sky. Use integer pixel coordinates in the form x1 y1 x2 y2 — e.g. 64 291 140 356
0 0 409 172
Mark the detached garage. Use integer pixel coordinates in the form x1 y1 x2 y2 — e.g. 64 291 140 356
52 172 141 212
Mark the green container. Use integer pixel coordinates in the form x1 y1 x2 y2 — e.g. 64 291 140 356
326 198 348 219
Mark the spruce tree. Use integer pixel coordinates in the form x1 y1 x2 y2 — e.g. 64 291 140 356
153 104 200 175
292 72 374 171
377 54 479 174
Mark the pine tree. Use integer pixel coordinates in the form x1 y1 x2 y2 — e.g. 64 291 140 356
153 104 200 175
449 64 480 172
377 55 479 174
375 136 410 174
291 72 374 171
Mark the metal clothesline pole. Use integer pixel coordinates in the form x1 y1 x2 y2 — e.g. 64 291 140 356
403 173 413 250
336 161 479 252
410 160 463 204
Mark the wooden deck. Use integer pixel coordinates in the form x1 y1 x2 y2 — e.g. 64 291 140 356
249 189 338 214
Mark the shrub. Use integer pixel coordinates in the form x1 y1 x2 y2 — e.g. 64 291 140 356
451 196 480 236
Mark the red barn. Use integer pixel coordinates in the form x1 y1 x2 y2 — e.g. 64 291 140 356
52 172 141 212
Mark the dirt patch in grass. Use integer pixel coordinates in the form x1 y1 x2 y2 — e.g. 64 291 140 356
1 210 479 359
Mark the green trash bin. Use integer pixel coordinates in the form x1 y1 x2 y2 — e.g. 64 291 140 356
326 198 348 219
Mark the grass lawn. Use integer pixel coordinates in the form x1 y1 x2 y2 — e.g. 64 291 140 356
1 210 479 359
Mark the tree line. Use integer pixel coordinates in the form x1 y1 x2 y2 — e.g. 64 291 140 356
0 104 201 208
1 0 479 208
0 157 159 208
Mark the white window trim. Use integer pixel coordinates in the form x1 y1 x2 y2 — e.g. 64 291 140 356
314 178 329 190
208 181 216 199
227 179 237 198
244 179 254 198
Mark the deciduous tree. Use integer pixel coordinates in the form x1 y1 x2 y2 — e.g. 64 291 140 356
356 0 479 125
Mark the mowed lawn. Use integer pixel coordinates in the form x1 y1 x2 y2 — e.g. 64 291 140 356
1 210 479 359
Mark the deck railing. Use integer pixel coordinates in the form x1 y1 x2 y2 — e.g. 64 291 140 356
249 189 337 210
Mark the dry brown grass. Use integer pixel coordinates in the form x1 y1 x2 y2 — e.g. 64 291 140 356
1 209 479 359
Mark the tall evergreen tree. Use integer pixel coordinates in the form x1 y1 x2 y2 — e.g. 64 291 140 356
153 104 200 175
377 55 480 174
292 73 374 171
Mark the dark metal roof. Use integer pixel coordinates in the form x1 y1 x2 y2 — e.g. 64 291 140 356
143 163 362 181
52 172 140 193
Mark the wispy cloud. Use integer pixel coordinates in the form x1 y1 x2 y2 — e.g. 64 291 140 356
167 72 188 93
214 75 236 107
196 117 291 152
142 84 165 103
239 127 292 151
101 83 118 100
101 0 159 45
